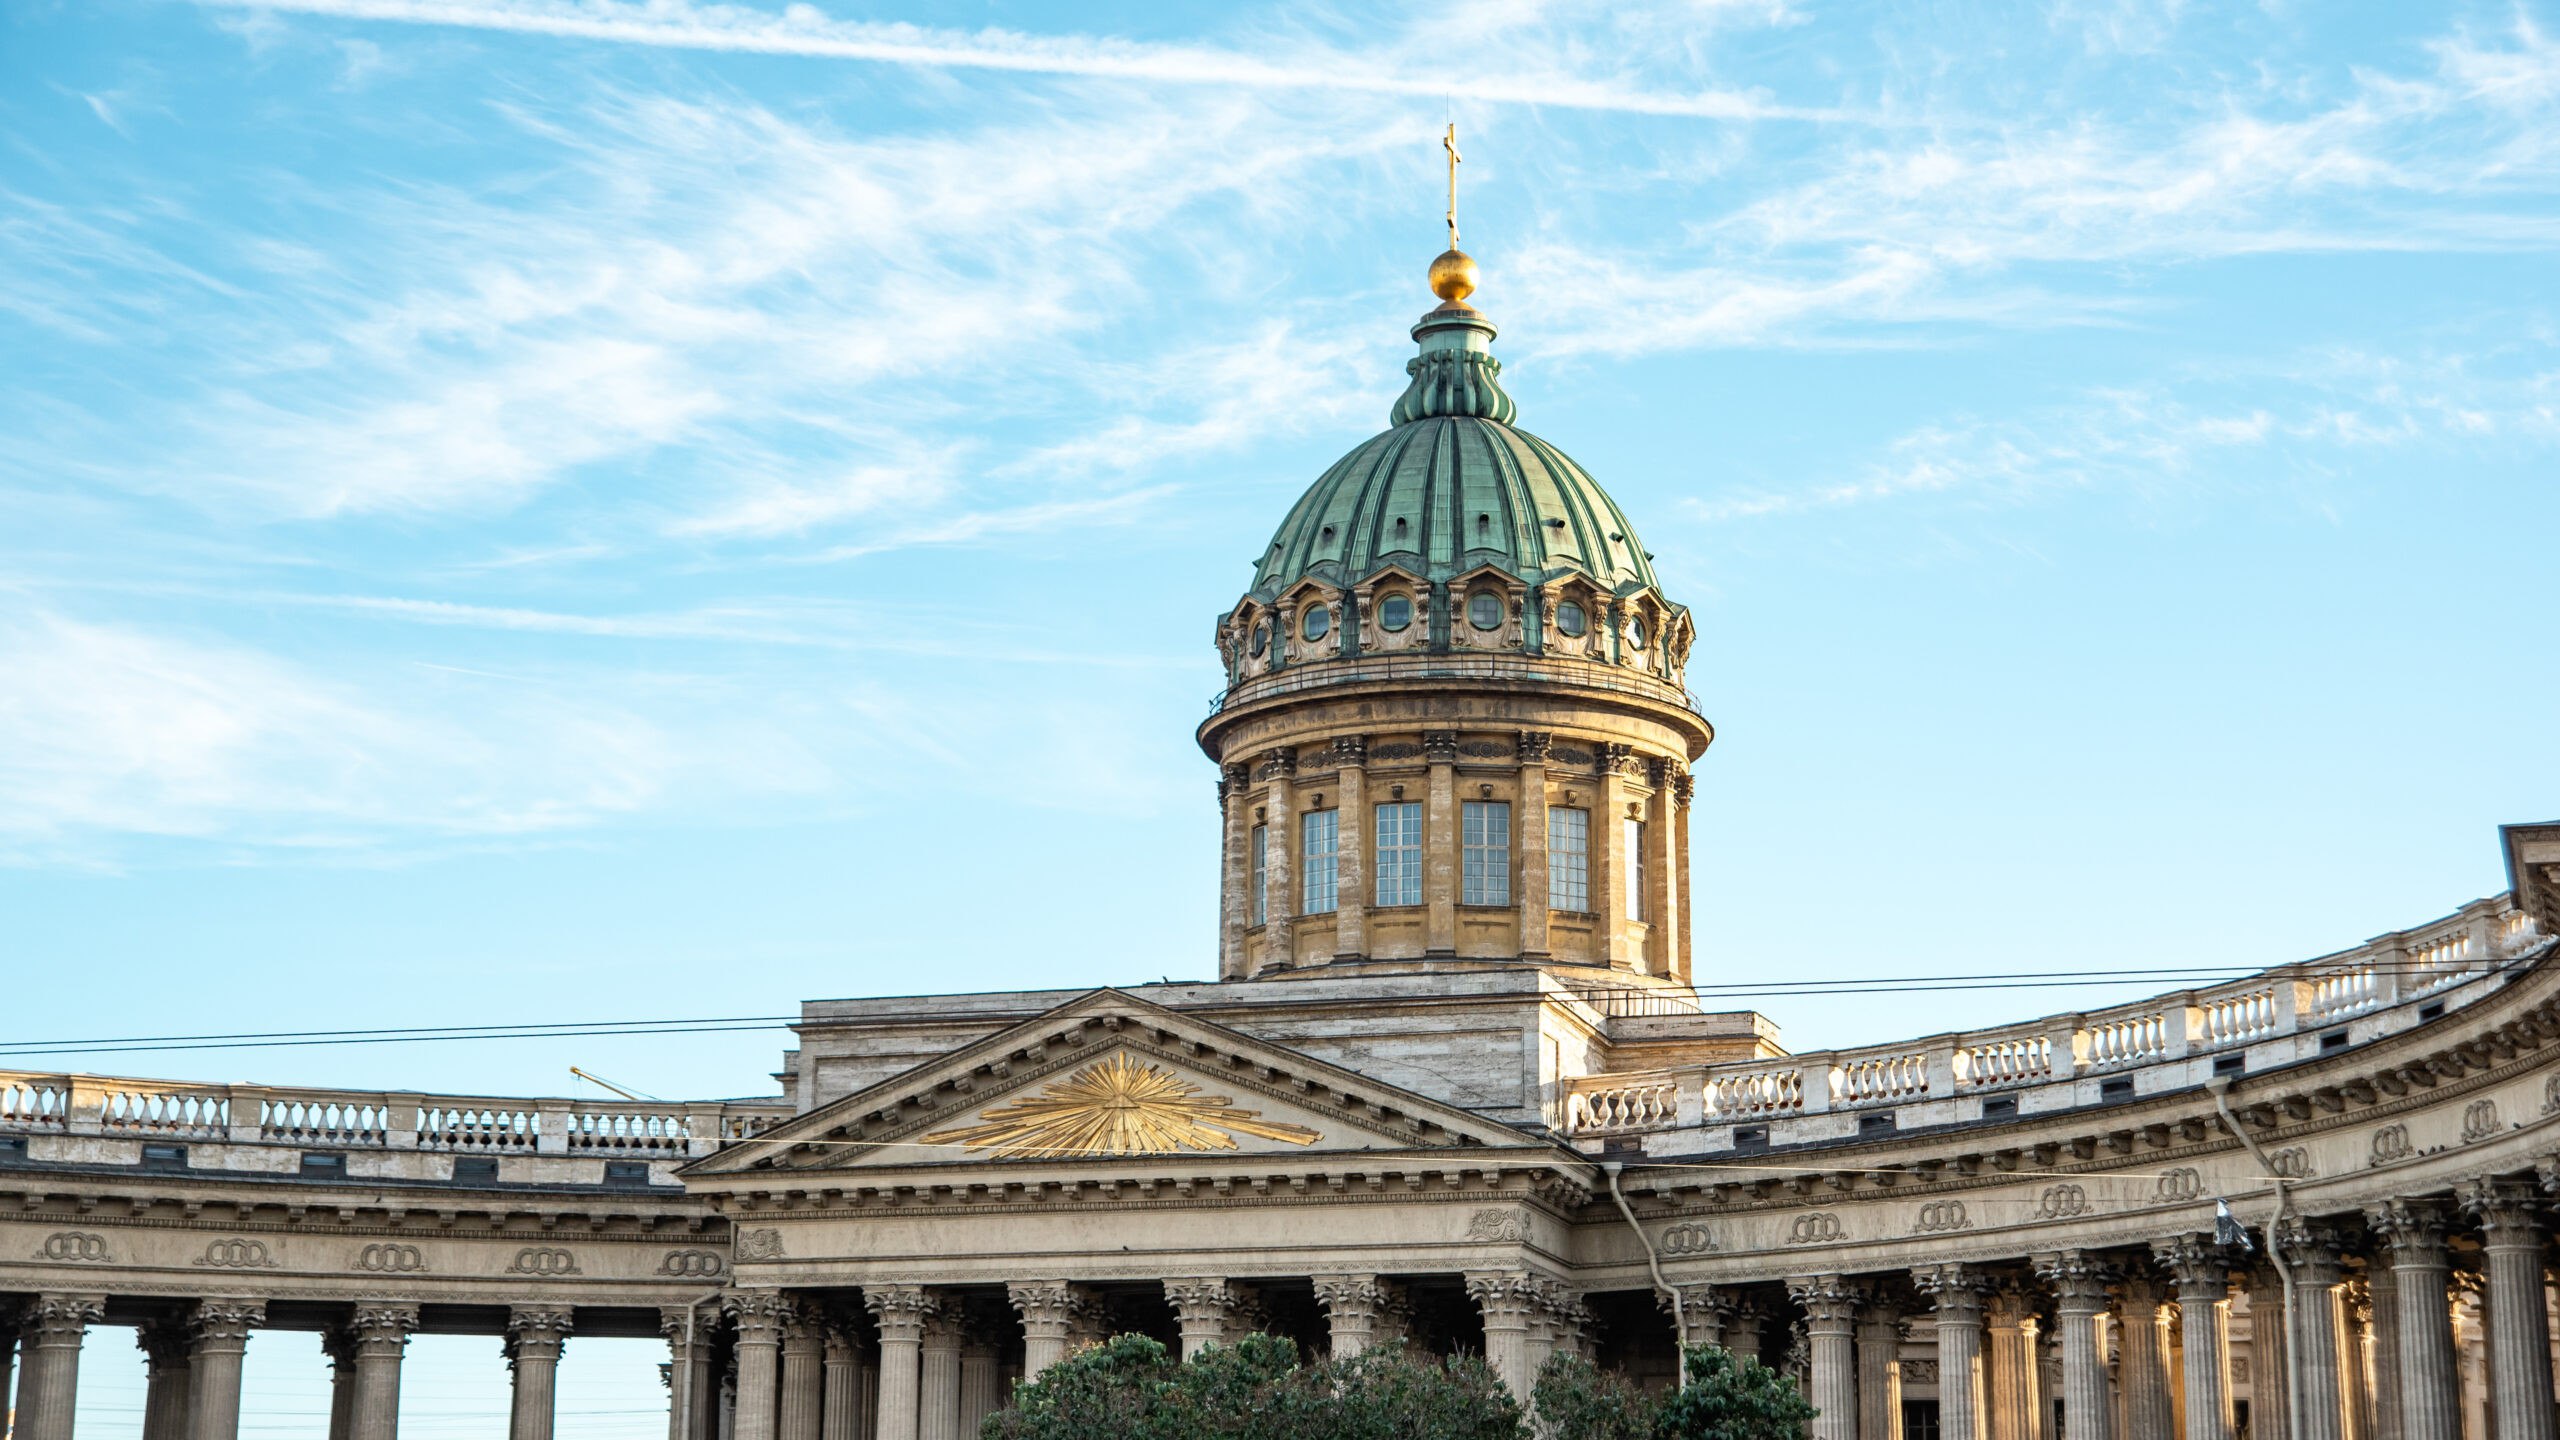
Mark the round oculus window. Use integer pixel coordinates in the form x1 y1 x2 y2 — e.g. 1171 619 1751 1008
1468 592 1502 630
1627 616 1648 648
1379 594 1413 632
1555 601 1588 637
1302 605 1331 642
1250 622 1269 657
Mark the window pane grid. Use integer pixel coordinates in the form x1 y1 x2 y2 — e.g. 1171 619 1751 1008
1462 801 1511 906
1549 807 1590 912
1374 802 1422 907
1302 809 1339 915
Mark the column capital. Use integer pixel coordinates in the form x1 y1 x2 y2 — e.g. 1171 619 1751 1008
506 1305 574 1360
865 1283 940 1341
1264 748 1299 779
347 1302 420 1359
2275 1220 2351 1283
1464 1269 1542 1323
1516 731 1552 764
137 1316 192 1370
2456 1176 2545 1244
188 1299 267 1349
1163 1278 1241 1317
1914 1263 1993 1319
1006 1281 1092 1332
725 1289 796 1343
1787 1274 1863 1328
20 1293 105 1345
2365 1197 2454 1259
2034 1251 2116 1310
2152 1235 2236 1297
919 1303 967 1351
1423 730 1459 765
1311 1274 1391 1322
1328 735 1367 766
1671 772 1695 805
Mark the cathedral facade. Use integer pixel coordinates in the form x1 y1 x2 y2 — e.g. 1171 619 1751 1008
3 246 2557 1440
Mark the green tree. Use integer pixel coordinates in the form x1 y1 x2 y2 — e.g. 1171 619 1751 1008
1653 1345 1818 1440
1533 1352 1656 1440
1536 1345 1816 1440
982 1331 1527 1440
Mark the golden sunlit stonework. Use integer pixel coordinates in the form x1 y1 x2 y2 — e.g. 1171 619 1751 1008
920 1054 1322 1158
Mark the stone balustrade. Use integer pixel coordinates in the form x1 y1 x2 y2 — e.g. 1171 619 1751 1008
1566 895 2539 1143
0 1077 790 1183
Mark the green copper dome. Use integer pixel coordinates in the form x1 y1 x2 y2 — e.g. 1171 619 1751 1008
1249 298 1661 600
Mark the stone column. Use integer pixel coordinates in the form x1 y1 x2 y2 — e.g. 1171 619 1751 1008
2282 1224 2354 1440
2368 1263 2404 1440
1919 1265 1993 1440
2155 1238 2237 1440
2344 1284 2375 1440
139 1318 195 1440
918 1307 966 1440
1424 731 1458 955
1989 1285 2046 1440
1859 1296 1908 1440
1726 1301 1769 1367
14 1294 104 1440
1671 772 1695 981
1314 1276 1395 1359
1263 751 1298 967
820 1314 868 1440
1644 761 1682 977
959 1312 1004 1437
504 1306 573 1440
727 1292 791 1440
1165 1279 1241 1359
1468 1272 1540 1400
1007 1283 1084 1380
2452 1292 2488 1440
1517 732 1551 960
2123 1275 2179 1440
1595 745 1632 969
2040 1252 2116 1440
1791 1277 1862 1440
2247 1263 2294 1440
324 1327 357 1440
867 1287 936 1440
1220 761 1251 978
2463 1180 2557 1440
2368 1200 2462 1440
185 1300 266 1440
662 1308 719 1440
774 1304 823 1440
1333 737 1369 960
348 1303 419 1440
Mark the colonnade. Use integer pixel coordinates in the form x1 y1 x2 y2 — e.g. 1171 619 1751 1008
0 1298 582 1440
674 1269 1596 1440
1768 1174 2560 1440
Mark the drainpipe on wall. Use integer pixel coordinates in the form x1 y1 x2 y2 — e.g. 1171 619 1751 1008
1604 1160 1691 1389
2208 1076 2306 1440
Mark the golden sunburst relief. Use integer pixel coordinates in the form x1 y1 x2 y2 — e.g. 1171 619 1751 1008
920 1053 1322 1159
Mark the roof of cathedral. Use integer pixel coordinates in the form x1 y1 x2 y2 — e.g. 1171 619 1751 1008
1246 253 1663 602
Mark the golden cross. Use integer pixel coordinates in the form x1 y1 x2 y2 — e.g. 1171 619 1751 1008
1443 123 1462 249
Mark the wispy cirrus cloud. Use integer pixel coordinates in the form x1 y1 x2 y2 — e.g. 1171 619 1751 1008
1687 346 2560 522
189 0 1836 121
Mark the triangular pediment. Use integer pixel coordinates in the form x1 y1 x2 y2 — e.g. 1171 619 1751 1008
682 989 1560 1179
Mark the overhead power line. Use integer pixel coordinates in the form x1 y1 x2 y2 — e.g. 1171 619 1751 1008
0 954 2505 1061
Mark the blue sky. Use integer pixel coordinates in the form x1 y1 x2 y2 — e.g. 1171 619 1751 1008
6 0 2560 1114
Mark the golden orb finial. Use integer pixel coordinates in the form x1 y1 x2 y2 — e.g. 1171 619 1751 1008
1429 247 1479 303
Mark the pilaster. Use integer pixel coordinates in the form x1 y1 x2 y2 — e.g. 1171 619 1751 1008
1425 731 1458 954
1332 737 1369 959
1517 732 1551 959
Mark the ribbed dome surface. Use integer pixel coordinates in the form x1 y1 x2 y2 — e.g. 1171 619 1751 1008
1250 413 1659 599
